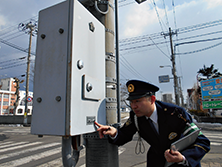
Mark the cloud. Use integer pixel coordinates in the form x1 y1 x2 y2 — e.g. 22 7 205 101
123 3 164 38
0 15 6 30
204 0 222 9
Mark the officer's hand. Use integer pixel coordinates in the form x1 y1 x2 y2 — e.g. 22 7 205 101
164 149 184 163
94 121 117 139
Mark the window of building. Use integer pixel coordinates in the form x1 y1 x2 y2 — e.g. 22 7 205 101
3 94 9 98
28 101 33 106
3 101 9 106
18 109 23 114
2 109 7 114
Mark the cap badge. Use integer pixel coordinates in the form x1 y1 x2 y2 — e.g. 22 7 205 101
168 132 177 140
128 84 134 93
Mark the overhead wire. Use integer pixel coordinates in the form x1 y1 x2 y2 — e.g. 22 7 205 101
150 0 166 31
162 0 169 28
176 41 222 55
172 0 177 30
0 15 38 35
149 37 170 59
120 58 144 79
119 19 222 45
120 55 147 80
0 62 27 70
178 19 222 34
149 0 170 56
0 56 26 65
0 57 26 69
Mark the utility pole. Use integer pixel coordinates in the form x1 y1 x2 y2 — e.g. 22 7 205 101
80 1 119 166
18 20 37 125
164 28 180 106
178 77 184 107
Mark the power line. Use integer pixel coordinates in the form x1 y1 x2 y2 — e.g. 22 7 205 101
120 58 143 79
0 38 36 56
178 19 222 34
0 56 26 65
175 39 222 55
0 16 38 36
175 36 222 47
119 18 222 45
162 0 169 28
172 0 177 30
119 19 222 53
120 56 147 80
119 1 135 7
0 62 26 70
149 37 170 59
150 0 167 31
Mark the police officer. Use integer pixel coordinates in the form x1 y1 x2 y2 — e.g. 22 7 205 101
95 80 210 167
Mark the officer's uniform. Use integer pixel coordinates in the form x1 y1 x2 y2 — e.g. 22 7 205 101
109 80 210 167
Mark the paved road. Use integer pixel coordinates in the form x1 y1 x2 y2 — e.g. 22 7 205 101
0 125 221 167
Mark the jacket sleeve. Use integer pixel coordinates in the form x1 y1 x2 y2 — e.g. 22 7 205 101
109 111 138 146
179 109 210 167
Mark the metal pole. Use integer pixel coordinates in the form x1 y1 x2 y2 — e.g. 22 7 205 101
115 0 120 123
169 27 180 106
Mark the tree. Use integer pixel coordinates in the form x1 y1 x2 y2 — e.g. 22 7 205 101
13 78 24 115
197 64 222 81
120 82 130 110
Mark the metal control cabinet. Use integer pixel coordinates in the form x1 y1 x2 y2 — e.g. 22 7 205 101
31 0 106 136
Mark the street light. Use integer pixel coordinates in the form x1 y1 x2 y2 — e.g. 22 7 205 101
159 65 171 68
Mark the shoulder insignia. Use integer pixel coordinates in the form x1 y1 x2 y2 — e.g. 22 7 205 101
123 118 132 127
168 132 177 140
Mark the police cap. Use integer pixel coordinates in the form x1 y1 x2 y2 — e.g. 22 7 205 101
126 80 159 100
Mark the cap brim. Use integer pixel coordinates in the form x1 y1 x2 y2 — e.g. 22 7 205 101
126 94 147 100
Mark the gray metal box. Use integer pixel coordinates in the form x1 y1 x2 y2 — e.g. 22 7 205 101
31 0 106 136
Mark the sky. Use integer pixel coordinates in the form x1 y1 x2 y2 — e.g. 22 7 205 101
0 0 222 104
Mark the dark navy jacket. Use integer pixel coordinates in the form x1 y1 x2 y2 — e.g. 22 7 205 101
109 101 210 167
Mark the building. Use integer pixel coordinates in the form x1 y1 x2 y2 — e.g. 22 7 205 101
0 78 33 115
162 93 173 103
16 90 33 115
0 78 16 115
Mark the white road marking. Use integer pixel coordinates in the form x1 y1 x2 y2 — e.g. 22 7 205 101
0 142 60 161
0 141 27 149
0 142 42 153
0 147 61 167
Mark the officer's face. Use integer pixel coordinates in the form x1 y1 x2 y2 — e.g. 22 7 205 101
130 96 155 117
